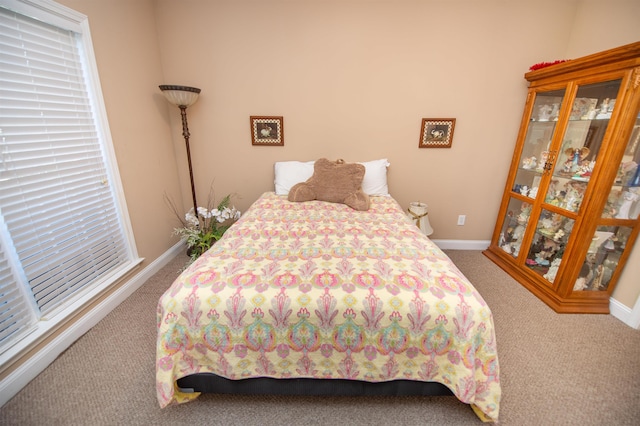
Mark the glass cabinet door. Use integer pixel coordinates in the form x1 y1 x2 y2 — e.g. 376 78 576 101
512 89 565 199
572 105 640 292
525 79 623 285
498 198 532 258
544 80 622 213
525 209 574 284
605 117 640 221
573 226 632 291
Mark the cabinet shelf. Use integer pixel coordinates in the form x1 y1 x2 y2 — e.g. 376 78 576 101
567 117 611 122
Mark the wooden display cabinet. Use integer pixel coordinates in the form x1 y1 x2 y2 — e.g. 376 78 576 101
484 42 640 313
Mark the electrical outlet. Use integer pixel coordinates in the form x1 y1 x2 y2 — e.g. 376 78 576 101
457 215 466 226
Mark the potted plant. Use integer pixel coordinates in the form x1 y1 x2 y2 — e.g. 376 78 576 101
167 189 241 264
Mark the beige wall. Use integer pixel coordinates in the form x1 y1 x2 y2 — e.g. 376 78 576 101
57 0 184 266
154 0 578 233
564 0 640 308
154 0 640 308
52 1 640 309
565 0 640 58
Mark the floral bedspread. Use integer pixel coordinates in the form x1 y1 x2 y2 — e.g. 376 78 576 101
156 192 501 422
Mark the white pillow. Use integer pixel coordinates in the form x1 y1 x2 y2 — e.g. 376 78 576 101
274 161 315 195
274 158 390 196
359 158 390 196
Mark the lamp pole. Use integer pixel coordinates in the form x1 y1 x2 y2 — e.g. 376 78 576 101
179 104 198 216
159 85 201 216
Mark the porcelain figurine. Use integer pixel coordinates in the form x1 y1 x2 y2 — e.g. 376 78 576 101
573 277 587 291
604 238 615 251
553 229 565 242
582 105 597 120
522 156 537 170
543 258 562 282
591 265 605 290
616 190 640 219
536 151 549 172
596 98 614 119
562 147 590 174
563 181 585 212
538 104 553 121
517 203 531 224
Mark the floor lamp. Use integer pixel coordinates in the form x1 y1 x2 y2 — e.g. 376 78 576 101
159 85 201 215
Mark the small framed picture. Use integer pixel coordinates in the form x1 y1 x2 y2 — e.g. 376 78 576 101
419 118 456 148
250 116 284 146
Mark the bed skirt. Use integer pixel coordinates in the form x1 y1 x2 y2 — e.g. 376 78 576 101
177 374 454 397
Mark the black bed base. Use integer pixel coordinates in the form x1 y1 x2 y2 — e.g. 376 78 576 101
177 373 453 397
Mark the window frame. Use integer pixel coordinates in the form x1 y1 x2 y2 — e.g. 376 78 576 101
0 0 141 365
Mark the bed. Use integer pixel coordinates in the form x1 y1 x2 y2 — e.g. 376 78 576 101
156 160 501 422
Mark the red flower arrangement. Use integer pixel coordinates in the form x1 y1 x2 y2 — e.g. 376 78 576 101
529 60 569 71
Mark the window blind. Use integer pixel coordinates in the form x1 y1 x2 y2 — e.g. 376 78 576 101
0 237 36 348
0 4 134 352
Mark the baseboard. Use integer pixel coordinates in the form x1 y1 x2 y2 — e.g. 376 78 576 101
0 241 184 407
610 297 640 329
432 239 491 250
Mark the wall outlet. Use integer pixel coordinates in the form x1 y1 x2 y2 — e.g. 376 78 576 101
457 215 466 226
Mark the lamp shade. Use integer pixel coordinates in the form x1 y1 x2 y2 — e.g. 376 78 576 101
159 85 201 107
407 202 434 236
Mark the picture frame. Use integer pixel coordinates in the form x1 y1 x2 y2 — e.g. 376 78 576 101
250 116 284 146
419 118 456 148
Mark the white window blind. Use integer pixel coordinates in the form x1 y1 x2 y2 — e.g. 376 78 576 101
0 2 137 354
0 230 36 349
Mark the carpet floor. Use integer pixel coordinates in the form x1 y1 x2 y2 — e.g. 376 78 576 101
1 250 639 425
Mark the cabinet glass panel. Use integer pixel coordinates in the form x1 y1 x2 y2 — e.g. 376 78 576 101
525 209 574 283
513 90 565 198
603 116 640 220
573 226 632 292
498 197 532 258
545 80 622 213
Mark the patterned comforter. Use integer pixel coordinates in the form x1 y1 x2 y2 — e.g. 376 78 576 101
156 192 501 422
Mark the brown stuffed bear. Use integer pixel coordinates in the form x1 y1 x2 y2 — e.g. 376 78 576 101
288 158 370 211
